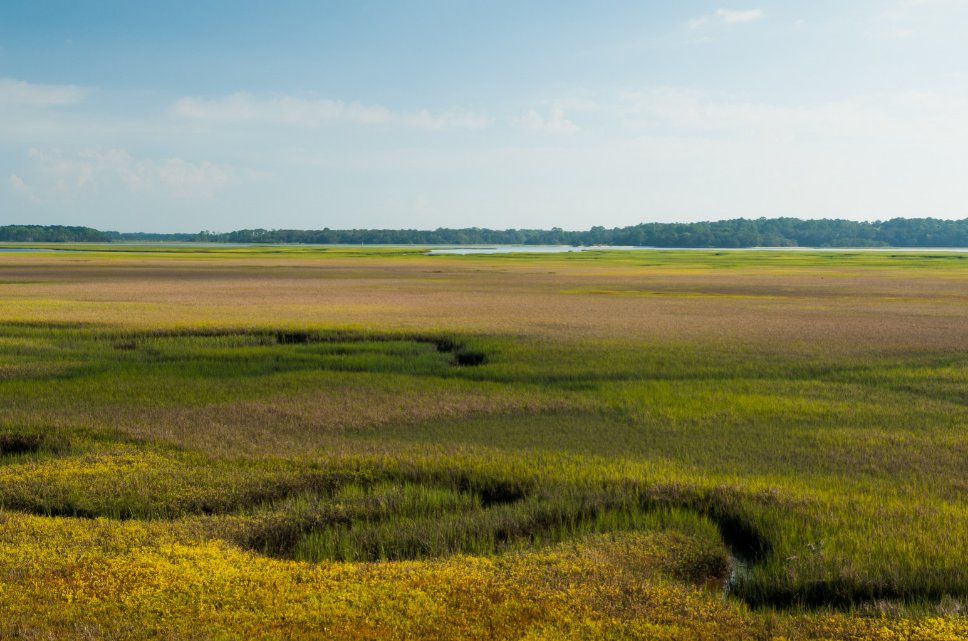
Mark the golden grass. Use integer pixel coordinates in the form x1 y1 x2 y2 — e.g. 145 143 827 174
1 510 965 640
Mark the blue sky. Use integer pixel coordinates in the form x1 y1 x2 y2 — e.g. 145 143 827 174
2 1 967 232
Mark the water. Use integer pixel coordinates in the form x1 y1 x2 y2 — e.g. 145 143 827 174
725 554 748 595
428 245 968 255
0 247 55 252
427 245 638 255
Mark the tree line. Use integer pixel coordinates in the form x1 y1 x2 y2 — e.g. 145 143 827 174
2 218 968 247
0 225 118 243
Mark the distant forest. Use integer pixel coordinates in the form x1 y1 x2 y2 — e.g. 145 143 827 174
2 218 968 247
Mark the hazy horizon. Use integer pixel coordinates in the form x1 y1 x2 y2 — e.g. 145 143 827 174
7 214 968 237
3 1 967 233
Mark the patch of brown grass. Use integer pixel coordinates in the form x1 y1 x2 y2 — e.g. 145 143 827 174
2 382 579 457
2 252 967 353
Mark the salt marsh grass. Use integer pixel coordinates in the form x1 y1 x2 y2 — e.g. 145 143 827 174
0 246 966 638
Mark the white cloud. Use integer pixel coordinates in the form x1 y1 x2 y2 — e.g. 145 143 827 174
401 108 492 130
615 87 968 144
9 174 36 200
173 93 491 130
521 106 578 136
24 149 240 199
688 8 764 30
0 78 87 107
716 8 764 24
151 158 238 198
869 0 968 39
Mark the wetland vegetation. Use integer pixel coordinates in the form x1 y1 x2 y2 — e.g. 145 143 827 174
0 245 966 639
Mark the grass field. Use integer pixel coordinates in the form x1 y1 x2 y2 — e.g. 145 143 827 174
0 245 967 639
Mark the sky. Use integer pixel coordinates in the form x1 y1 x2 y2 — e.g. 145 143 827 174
1 1 967 233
